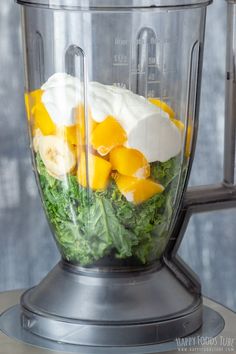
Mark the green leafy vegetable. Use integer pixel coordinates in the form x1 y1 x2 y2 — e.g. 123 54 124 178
35 153 182 266
151 157 180 188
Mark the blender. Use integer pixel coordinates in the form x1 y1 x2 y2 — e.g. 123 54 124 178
18 0 208 345
0 0 236 351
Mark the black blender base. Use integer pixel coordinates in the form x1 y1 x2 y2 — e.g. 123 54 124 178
21 260 203 346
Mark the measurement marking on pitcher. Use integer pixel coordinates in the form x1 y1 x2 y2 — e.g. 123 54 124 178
113 54 128 64
135 27 161 97
112 63 129 67
113 82 128 89
131 70 146 75
147 81 161 84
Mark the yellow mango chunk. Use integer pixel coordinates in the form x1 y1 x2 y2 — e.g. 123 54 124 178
75 105 98 144
148 97 184 136
25 89 43 121
186 126 193 157
91 116 127 156
171 118 184 132
77 152 112 190
57 125 79 146
25 94 31 121
25 89 56 136
64 126 78 146
171 119 192 157
32 102 56 136
148 98 175 119
110 146 150 179
55 105 98 147
148 97 193 158
115 174 164 205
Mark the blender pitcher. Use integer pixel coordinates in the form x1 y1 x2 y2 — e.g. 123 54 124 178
17 0 211 347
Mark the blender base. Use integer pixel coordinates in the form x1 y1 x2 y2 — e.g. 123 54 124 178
20 259 203 346
0 303 225 353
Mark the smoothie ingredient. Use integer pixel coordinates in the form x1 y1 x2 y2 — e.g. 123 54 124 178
114 174 164 205
110 146 150 179
148 98 175 119
33 128 43 153
56 125 78 146
77 152 112 190
172 119 185 132
88 81 181 163
25 89 56 135
149 98 193 157
25 89 43 120
127 115 181 163
41 73 82 127
74 104 98 143
25 74 190 266
186 126 193 157
32 101 56 136
41 74 181 162
38 135 76 180
91 116 127 156
36 153 180 265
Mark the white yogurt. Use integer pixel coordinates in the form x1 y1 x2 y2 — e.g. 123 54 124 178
41 73 82 127
41 73 181 162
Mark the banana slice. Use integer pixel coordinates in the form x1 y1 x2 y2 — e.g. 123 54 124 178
38 135 76 179
33 129 43 153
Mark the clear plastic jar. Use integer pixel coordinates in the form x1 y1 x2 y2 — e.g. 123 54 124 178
19 0 210 267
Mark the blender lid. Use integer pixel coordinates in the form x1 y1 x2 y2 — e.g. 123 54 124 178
16 0 212 9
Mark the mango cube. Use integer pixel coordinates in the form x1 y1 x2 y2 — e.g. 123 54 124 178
186 126 193 157
148 98 175 119
149 97 193 157
171 120 192 157
148 97 184 133
110 146 150 179
91 116 127 156
115 174 164 205
77 152 112 190
32 102 56 136
56 125 79 146
55 105 98 147
171 118 184 132
75 105 98 144
25 89 56 136
25 89 43 121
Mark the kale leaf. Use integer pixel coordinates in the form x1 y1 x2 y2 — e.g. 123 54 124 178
35 153 181 266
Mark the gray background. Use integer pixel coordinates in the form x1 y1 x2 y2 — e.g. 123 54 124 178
0 0 235 310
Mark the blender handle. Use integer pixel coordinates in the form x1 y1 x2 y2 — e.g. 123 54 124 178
224 0 236 186
184 0 236 214
167 1 236 259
